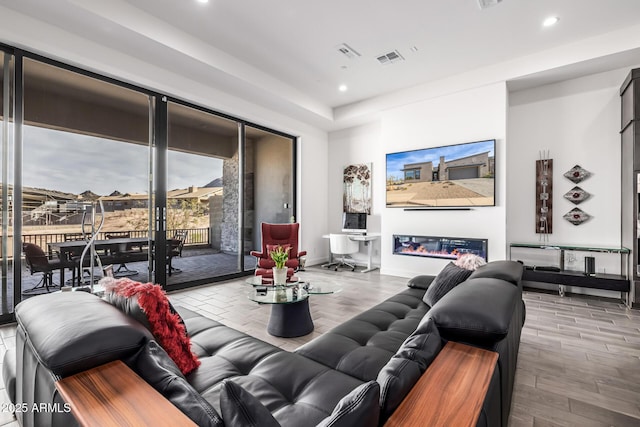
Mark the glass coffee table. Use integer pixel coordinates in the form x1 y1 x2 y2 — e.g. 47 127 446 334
247 276 341 338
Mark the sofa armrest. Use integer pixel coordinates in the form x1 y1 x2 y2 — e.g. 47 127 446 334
384 342 497 427
406 275 435 290
249 250 263 258
428 279 518 347
298 250 307 257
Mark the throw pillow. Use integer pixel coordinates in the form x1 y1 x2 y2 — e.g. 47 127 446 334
219 380 381 427
135 341 223 427
317 381 380 427
219 380 280 427
422 262 472 307
377 317 441 421
103 277 200 375
454 254 487 271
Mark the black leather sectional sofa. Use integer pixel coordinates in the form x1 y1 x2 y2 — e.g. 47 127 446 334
3 260 524 427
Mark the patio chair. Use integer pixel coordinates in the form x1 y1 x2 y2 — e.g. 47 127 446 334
22 242 64 294
167 230 188 276
105 231 139 277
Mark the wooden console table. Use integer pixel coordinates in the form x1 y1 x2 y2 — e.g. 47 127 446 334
56 360 196 427
385 341 498 427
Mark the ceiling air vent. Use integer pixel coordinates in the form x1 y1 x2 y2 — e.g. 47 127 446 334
376 50 404 65
336 43 361 59
477 0 503 9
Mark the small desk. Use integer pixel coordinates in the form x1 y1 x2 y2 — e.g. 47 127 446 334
56 360 196 427
322 233 381 273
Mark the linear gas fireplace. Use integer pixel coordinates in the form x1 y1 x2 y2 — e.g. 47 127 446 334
393 235 488 261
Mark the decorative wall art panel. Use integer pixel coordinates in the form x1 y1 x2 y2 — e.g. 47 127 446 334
535 154 552 239
562 186 591 205
563 165 591 184
563 207 591 225
343 163 372 214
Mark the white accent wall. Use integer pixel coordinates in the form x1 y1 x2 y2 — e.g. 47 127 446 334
507 66 636 287
507 67 629 248
326 122 382 266
329 83 509 278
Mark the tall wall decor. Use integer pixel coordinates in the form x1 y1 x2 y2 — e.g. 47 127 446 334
562 165 592 225
343 163 372 214
535 152 552 240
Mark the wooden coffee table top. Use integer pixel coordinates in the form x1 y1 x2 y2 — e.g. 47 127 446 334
384 341 498 427
56 360 196 427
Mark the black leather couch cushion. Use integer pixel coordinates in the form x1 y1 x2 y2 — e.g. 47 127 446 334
135 341 223 427
295 287 428 381
203 352 365 427
423 262 473 307
220 379 380 427
429 278 519 346
15 292 151 377
468 260 523 287
377 316 441 421
176 307 367 427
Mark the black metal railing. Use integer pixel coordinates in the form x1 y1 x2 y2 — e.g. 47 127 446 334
3 227 210 259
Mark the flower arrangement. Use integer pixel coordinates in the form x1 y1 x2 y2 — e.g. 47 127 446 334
270 245 290 269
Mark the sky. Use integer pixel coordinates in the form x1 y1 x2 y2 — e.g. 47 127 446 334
386 139 495 180
21 125 223 195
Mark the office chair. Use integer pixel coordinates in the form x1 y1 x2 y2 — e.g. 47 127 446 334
325 234 359 271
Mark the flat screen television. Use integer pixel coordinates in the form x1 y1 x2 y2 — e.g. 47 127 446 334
342 212 367 234
386 139 495 208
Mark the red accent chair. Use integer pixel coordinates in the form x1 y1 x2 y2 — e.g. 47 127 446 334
250 223 307 279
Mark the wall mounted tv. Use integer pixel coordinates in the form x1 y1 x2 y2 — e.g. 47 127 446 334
386 139 495 208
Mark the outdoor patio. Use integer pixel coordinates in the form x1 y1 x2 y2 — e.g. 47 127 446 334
1 247 257 315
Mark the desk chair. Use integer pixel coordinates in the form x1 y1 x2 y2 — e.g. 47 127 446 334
325 234 359 272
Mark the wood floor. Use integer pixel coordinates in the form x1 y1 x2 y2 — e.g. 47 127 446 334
169 267 640 427
1 266 639 426
511 291 640 427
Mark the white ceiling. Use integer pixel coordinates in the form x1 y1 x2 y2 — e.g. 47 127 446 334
1 0 640 130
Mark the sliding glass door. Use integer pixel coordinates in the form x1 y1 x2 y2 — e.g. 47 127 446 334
0 50 15 321
0 45 297 323
164 102 242 288
20 58 153 296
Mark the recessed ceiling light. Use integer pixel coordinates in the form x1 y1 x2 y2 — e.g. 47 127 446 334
196 0 209 4
542 16 559 27
338 84 348 92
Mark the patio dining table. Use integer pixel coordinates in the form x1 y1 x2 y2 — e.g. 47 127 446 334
48 237 153 286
